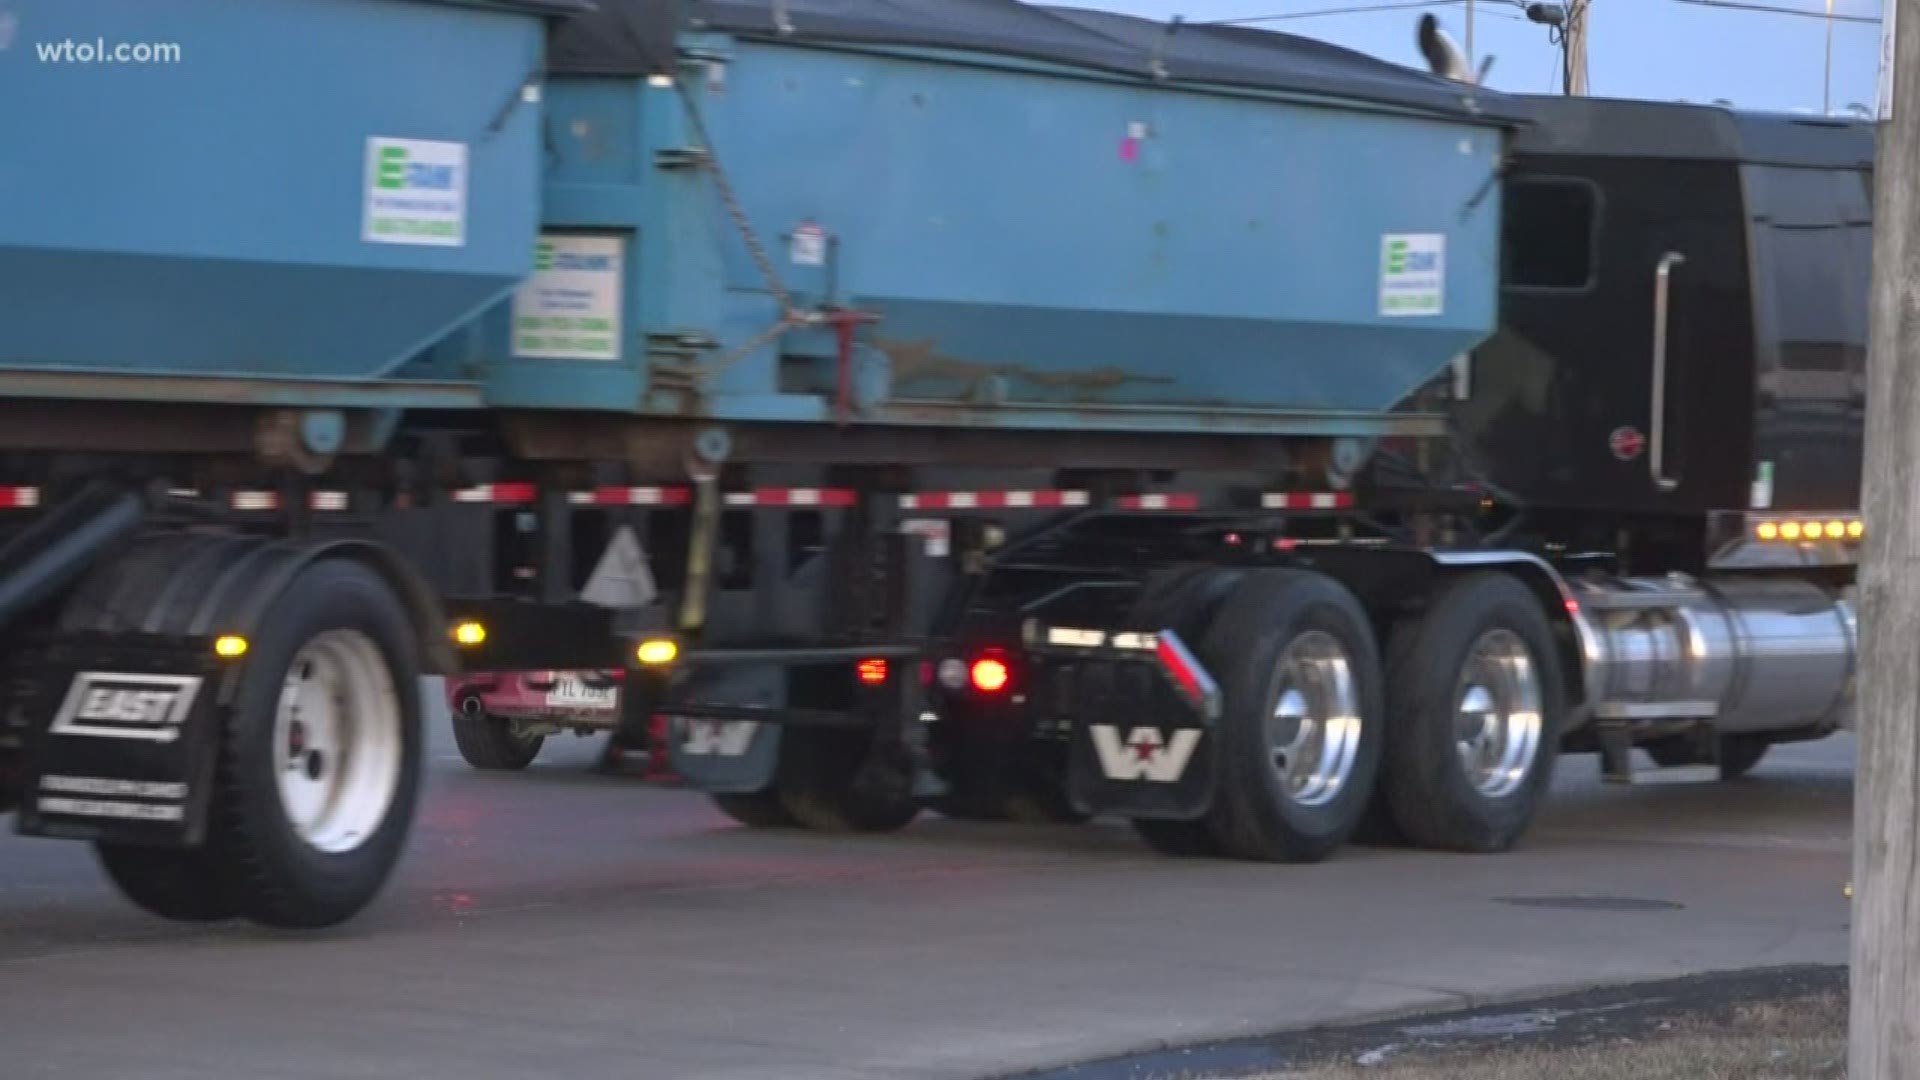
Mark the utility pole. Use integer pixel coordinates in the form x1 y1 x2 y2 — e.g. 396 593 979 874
1466 0 1475 71
1564 0 1590 94
1825 0 1836 114
1853 0 1920 1076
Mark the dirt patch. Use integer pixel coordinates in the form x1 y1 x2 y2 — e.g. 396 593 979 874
1004 965 1846 1080
1268 988 1844 1078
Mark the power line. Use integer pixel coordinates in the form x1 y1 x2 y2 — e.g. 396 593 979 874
1209 0 1510 23
1671 0 1880 23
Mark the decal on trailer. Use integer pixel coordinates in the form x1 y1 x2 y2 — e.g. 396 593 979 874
48 672 202 744
789 221 828 267
362 137 467 247
512 234 624 361
1379 233 1445 318
1090 725 1202 783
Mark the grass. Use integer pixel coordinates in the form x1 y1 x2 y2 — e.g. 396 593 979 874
1256 991 1846 1080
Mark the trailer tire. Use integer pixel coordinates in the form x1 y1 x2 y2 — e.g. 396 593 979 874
450 707 544 771
94 845 239 922
710 790 799 829
1382 572 1563 854
1198 570 1385 863
212 559 424 928
776 730 920 834
1121 564 1247 858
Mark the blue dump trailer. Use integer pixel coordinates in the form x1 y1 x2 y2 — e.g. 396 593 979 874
0 0 1875 927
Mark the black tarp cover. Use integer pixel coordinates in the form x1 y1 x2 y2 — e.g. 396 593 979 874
547 0 1524 124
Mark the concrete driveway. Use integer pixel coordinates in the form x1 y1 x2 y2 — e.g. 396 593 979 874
0 704 1852 1080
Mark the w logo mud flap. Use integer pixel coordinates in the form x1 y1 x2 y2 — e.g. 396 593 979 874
668 718 781 793
15 634 224 847
1061 666 1217 819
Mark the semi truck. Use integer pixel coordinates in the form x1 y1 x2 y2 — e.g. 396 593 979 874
0 0 1872 928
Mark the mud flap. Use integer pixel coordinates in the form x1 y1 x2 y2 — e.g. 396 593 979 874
1035 627 1221 821
664 664 785 794
14 633 225 848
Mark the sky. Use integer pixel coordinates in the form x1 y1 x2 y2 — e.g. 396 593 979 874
1047 0 1885 114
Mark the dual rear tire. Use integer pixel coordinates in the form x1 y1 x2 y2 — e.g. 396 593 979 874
79 554 423 929
1126 567 1563 863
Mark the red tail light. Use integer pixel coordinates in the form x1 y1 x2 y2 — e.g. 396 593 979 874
857 658 889 686
970 657 1011 694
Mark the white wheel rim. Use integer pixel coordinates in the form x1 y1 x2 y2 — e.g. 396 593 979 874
271 630 402 854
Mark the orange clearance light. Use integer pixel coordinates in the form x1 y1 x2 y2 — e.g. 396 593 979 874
1849 519 1866 540
1824 521 1844 540
857 658 889 686
1780 521 1803 541
636 639 679 666
452 621 487 646
970 657 1011 694
214 635 249 659
1755 521 1779 541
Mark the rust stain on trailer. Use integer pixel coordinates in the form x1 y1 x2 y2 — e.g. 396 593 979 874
874 337 1173 400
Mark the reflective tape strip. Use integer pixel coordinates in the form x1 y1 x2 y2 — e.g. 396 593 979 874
568 487 693 507
899 490 1090 511
453 483 539 505
1116 493 1201 511
221 491 346 512
1261 491 1354 511
0 487 39 509
723 488 858 508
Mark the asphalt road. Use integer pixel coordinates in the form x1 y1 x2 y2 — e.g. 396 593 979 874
0 695 1853 1080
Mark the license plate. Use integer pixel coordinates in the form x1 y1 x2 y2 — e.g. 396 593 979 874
546 675 616 710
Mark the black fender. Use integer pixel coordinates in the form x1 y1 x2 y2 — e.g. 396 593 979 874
21 531 443 848
1290 546 1594 728
62 532 456 695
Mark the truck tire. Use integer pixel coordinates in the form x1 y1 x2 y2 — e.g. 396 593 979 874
94 845 238 922
1124 565 1246 858
776 730 920 833
1381 572 1564 854
211 559 424 928
710 790 799 829
450 704 544 771
1197 569 1385 863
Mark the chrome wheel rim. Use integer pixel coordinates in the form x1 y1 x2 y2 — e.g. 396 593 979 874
1266 630 1363 808
1453 628 1543 799
271 630 403 854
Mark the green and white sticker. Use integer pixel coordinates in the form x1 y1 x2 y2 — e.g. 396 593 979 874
512 234 623 361
363 137 467 247
1379 233 1445 318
